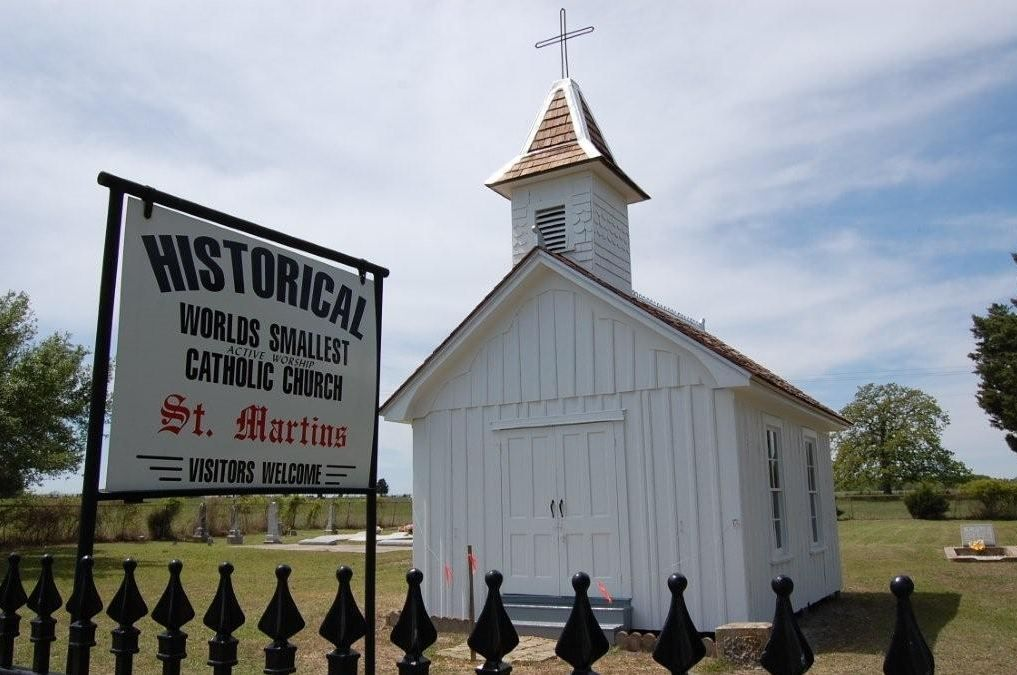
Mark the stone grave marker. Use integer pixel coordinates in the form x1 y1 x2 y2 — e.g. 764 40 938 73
192 500 211 543
264 500 283 544
227 501 244 545
324 501 336 534
961 523 996 547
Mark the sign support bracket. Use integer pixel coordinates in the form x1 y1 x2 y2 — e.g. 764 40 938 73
76 184 125 560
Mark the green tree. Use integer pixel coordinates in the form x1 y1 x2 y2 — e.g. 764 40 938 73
0 291 93 496
833 382 971 493
376 477 389 496
969 252 1017 454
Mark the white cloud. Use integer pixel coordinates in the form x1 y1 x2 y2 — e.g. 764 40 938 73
4 2 1017 493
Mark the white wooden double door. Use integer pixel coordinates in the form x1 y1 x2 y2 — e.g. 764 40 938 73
500 422 622 597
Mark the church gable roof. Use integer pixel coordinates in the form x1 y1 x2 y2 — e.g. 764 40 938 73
547 252 849 425
381 247 849 426
486 79 648 202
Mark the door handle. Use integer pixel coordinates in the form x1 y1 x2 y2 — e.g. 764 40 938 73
550 499 556 518
559 499 565 517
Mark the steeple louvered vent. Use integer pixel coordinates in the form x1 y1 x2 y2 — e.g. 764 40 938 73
535 205 568 252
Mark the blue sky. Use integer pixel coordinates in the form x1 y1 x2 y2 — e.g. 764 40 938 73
2 2 1015 495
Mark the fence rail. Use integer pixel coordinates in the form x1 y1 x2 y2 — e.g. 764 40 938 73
0 552 934 674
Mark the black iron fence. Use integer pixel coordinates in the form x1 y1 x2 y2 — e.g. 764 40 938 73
0 552 934 674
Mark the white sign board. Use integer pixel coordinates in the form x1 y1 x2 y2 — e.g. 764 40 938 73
106 198 378 492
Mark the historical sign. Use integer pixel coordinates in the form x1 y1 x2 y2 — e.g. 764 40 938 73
106 198 378 491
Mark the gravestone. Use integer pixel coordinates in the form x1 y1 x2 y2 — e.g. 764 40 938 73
264 500 283 544
227 501 244 545
192 500 211 543
324 501 337 534
961 524 997 547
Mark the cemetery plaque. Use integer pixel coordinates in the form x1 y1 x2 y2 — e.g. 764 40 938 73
960 524 996 547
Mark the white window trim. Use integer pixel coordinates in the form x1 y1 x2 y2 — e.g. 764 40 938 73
803 428 823 550
764 418 788 560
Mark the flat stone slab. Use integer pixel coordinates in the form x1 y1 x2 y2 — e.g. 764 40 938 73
438 635 557 663
243 543 407 554
944 545 1017 562
344 531 413 545
298 535 345 545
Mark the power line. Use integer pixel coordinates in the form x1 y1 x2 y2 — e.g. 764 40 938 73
793 366 972 384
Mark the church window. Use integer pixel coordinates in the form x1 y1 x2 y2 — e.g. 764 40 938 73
534 205 568 252
766 425 786 552
805 433 821 545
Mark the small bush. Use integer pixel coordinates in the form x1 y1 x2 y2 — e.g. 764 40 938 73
146 498 182 540
904 484 949 520
961 479 1017 519
97 503 142 541
0 498 79 545
305 501 323 529
283 495 304 534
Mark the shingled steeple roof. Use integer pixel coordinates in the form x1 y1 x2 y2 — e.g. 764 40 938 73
486 79 649 203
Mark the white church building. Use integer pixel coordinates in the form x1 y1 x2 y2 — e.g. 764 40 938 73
381 78 849 634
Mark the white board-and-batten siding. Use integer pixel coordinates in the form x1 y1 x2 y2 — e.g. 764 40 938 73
408 272 752 630
733 393 843 619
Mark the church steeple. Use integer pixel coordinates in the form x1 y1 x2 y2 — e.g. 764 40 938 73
486 78 648 292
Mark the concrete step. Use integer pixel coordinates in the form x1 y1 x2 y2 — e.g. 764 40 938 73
503 602 632 624
511 619 626 645
502 593 632 646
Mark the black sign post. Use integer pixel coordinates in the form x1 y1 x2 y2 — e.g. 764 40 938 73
76 171 388 672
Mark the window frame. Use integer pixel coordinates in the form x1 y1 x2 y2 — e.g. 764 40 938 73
764 420 788 558
803 429 822 549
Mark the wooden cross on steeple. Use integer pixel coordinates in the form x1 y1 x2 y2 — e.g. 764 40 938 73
535 8 594 80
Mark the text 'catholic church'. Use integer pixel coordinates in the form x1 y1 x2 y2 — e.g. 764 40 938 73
381 77 850 636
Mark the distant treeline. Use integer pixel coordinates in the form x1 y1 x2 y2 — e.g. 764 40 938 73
836 478 1017 521
0 494 413 546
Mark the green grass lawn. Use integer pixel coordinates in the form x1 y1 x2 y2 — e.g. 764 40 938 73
2 519 1015 673
790 519 1017 674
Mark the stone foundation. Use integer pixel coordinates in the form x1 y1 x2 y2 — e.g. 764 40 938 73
714 622 772 667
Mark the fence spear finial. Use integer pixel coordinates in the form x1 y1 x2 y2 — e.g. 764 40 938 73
107 558 148 675
468 570 519 673
65 555 104 675
653 573 706 674
27 554 63 674
204 561 245 674
152 559 196 675
883 575 934 675
319 565 367 675
390 568 437 674
555 571 609 675
258 564 305 675
0 553 29 669
760 575 814 675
